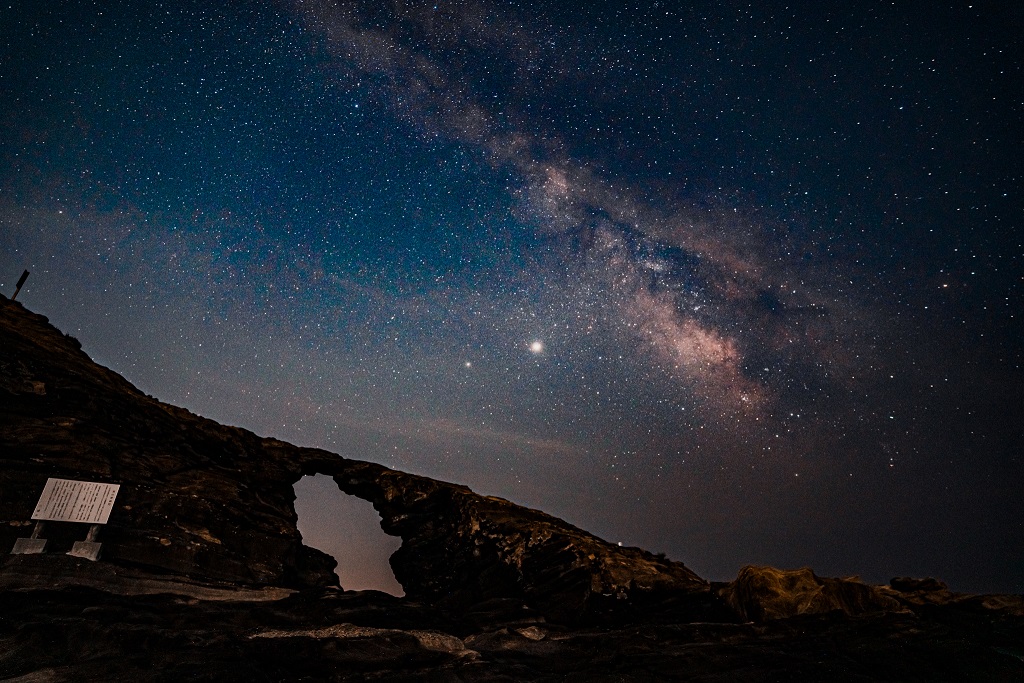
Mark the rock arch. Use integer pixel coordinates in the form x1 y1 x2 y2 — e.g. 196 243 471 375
292 473 402 594
0 296 720 625
284 447 716 623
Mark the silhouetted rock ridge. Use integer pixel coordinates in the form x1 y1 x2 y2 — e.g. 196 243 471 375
0 294 713 624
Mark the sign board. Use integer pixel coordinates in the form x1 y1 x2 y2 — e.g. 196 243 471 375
31 478 120 524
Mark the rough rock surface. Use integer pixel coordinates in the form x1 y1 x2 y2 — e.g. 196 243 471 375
2 294 1023 681
718 565 905 621
2 568 1022 682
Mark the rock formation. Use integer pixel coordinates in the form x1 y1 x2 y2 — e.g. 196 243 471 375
717 565 904 621
0 294 717 624
2 293 1022 681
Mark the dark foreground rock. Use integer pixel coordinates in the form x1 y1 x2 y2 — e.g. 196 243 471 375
2 294 1023 680
2 562 1022 682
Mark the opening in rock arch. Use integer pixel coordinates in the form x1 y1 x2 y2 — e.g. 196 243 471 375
293 474 404 596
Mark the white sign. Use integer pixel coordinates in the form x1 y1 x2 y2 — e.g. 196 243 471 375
31 478 120 524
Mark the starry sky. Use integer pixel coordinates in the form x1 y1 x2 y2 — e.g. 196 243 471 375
2 0 1022 595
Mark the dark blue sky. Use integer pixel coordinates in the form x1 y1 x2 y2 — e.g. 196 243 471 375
2 0 1021 593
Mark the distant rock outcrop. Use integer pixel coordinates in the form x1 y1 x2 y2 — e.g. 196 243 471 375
883 576 1024 617
718 565 905 621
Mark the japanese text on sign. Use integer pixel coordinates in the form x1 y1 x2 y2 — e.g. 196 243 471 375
31 478 120 524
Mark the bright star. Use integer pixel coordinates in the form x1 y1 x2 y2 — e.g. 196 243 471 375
529 340 544 354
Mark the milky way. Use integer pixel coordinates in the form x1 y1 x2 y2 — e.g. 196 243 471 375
1 1 1021 593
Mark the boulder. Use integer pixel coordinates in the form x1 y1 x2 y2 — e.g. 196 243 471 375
719 565 904 621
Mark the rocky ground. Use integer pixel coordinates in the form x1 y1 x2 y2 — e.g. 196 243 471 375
2 294 1022 681
2 563 1022 682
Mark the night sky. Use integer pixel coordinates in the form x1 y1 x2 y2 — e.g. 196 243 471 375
2 0 1022 595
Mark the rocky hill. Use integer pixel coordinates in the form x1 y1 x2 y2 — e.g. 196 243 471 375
1 294 1022 681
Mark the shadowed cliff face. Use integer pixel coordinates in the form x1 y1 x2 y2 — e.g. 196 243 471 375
0 295 716 623
0 296 335 590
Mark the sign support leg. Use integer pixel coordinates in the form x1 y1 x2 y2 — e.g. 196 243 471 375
11 522 48 555
68 525 104 561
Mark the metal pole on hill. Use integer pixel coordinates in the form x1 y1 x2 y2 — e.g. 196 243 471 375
11 270 29 300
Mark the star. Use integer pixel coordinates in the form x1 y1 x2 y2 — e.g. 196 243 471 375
529 341 544 354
